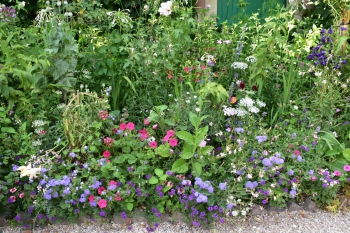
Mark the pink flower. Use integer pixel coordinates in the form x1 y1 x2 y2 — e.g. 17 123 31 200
126 122 135 130
344 165 350 172
89 195 95 202
149 141 157 149
167 130 175 137
19 193 24 198
109 180 117 186
169 138 178 147
294 150 301 156
10 188 17 193
98 186 106 195
120 122 127 130
98 199 107 208
333 170 342 176
10 196 16 202
310 176 316 182
104 137 114 147
103 150 111 159
152 124 158 129
139 129 148 140
163 134 170 142
144 118 150 125
199 140 206 147
115 192 122 201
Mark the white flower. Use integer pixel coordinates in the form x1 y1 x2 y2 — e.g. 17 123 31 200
57 1 61 6
256 100 266 107
231 210 238 216
315 71 322 77
231 62 248 70
322 80 327 84
223 106 236 116
241 210 247 216
235 108 248 117
245 56 257 63
248 106 259 113
239 97 254 107
17 164 42 180
195 108 200 112
294 105 298 110
158 1 173 16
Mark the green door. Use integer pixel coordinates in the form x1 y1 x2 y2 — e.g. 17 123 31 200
217 0 286 25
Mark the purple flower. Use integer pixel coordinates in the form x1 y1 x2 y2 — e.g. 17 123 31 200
297 155 303 162
245 181 258 189
262 199 268 205
235 128 244 133
226 203 234 209
262 158 272 167
256 135 267 143
121 212 127 219
219 182 227 190
100 211 105 217
260 180 266 185
14 214 20 222
38 214 43 219
69 152 76 158
290 189 297 198
288 169 294 176
75 209 80 214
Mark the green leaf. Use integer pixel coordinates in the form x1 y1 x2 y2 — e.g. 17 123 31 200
148 176 159 184
123 147 131 153
126 203 133 211
343 148 350 162
331 158 348 172
155 169 164 177
176 131 194 145
1 127 16 134
180 152 193 159
171 158 188 173
155 144 171 158
127 155 137 164
192 162 202 176
189 111 198 129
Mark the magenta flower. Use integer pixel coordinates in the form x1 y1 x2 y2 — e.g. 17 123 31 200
149 141 157 149
126 122 135 130
344 165 350 172
169 138 178 147
333 170 342 176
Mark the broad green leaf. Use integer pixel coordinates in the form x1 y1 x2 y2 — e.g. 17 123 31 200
128 155 137 164
192 162 202 176
189 111 198 129
155 144 171 158
126 203 133 211
331 158 348 172
180 152 193 159
176 131 194 145
155 168 164 177
155 105 168 112
343 148 350 162
199 146 214 155
1 127 16 134
148 176 159 184
182 142 192 153
171 158 188 173
122 147 131 153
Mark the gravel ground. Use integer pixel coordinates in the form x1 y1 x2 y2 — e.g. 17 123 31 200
1 210 349 233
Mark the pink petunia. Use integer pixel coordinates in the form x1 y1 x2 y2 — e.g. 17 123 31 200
126 122 135 130
144 118 150 125
152 124 158 129
344 165 350 172
10 196 16 202
199 140 206 147
98 186 106 195
103 150 111 159
294 150 301 156
19 193 24 198
109 180 117 186
120 122 127 130
333 170 342 176
98 199 107 208
167 130 175 137
169 138 178 147
115 192 122 201
89 195 95 202
163 134 170 142
10 188 17 193
149 141 157 149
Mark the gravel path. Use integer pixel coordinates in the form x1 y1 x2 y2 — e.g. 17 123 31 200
2 210 349 233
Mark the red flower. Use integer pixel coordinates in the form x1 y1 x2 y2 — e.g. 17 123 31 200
98 186 106 195
89 195 95 202
239 81 245 89
103 150 111 159
252 85 258 91
184 67 190 73
294 150 301 156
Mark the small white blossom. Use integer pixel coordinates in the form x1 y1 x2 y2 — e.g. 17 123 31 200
231 62 248 70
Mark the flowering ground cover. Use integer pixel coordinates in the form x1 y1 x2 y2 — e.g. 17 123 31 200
0 0 350 232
